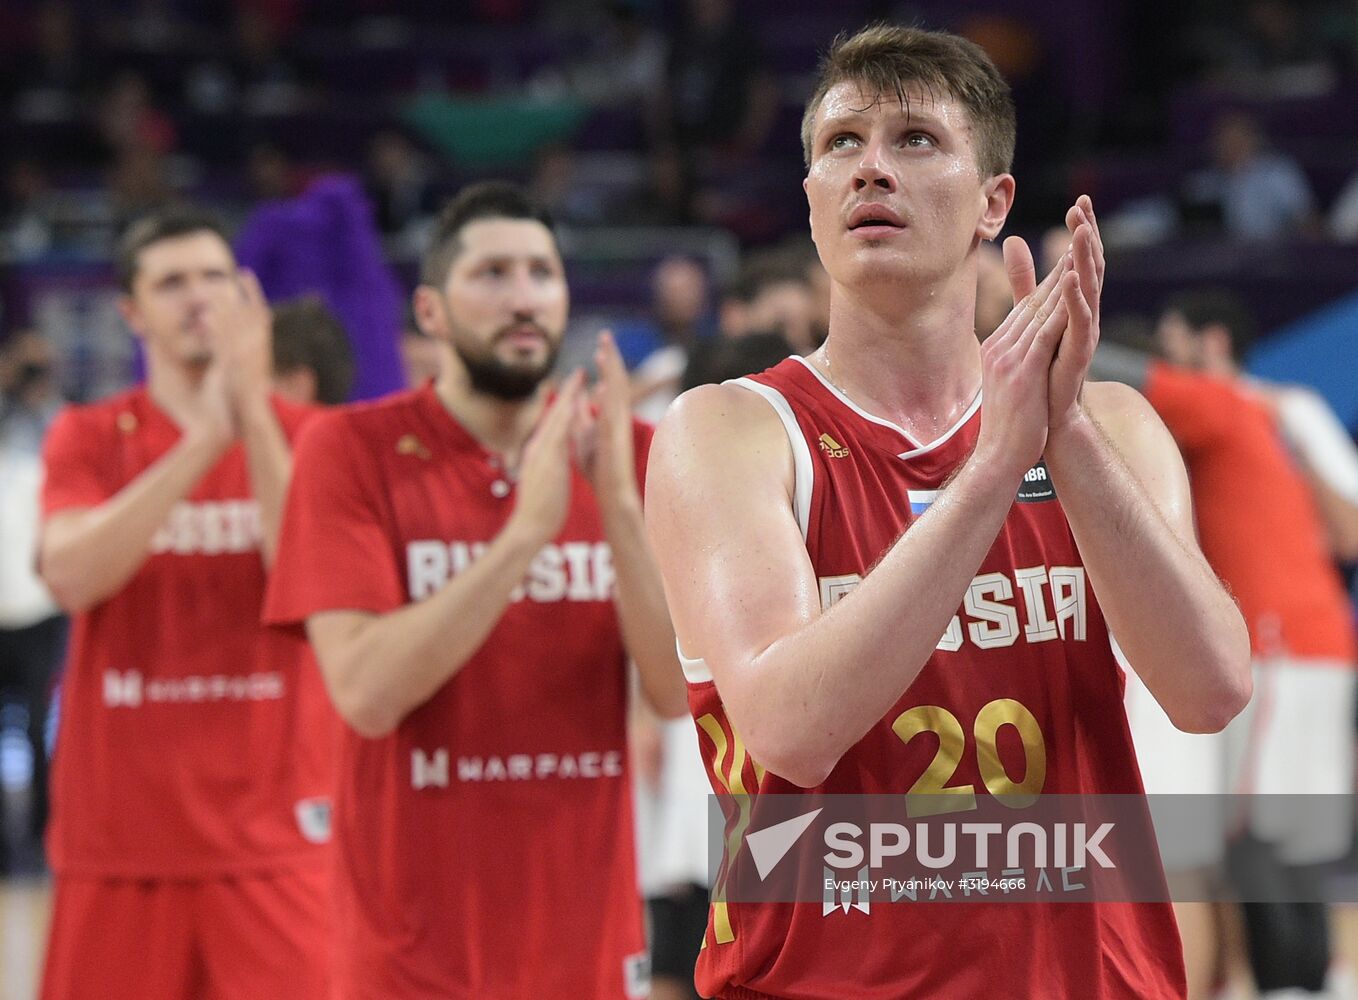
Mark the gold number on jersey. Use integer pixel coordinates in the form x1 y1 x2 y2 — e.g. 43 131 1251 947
892 706 976 816
892 698 1047 817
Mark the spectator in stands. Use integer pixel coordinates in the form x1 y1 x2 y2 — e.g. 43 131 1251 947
0 329 66 876
2 158 57 261
1182 111 1320 240
106 146 175 229
540 0 666 107
7 1 88 123
655 0 775 155
271 296 355 406
248 142 301 202
651 0 776 221
1208 0 1341 96
736 250 820 355
530 145 610 227
627 256 714 423
365 129 440 249
92 71 176 165
232 6 309 116
609 145 691 226
1329 169 1358 242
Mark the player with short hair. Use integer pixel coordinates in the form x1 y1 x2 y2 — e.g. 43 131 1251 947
646 24 1253 998
271 295 356 406
264 181 686 998
38 206 333 1000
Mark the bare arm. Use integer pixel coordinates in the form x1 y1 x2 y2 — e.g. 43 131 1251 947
306 519 551 738
236 396 291 565
577 333 686 718
305 374 586 738
1045 384 1252 731
1031 197 1250 732
601 496 686 718
40 425 229 613
216 271 290 564
646 263 1077 786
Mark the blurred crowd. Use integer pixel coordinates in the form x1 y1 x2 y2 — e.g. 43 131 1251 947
2 0 1358 264
1 4 1358 1000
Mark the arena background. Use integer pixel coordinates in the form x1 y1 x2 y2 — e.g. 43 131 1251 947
2 1 1357 997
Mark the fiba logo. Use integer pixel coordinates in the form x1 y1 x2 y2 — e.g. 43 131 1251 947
1016 461 1057 504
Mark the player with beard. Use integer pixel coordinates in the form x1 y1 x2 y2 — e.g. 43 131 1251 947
265 181 686 999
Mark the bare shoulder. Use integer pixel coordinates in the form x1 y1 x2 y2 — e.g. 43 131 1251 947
1082 379 1154 425
657 381 785 439
1081 380 1167 451
651 381 792 478
646 381 797 540
1081 380 1193 523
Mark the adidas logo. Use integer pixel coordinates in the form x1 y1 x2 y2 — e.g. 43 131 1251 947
397 434 431 460
818 433 849 459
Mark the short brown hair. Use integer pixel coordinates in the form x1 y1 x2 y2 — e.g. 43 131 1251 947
800 24 1016 178
115 205 230 292
271 295 355 405
420 181 555 287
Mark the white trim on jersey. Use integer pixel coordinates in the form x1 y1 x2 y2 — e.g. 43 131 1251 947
789 354 983 460
676 640 713 683
1108 632 1132 672
729 377 814 539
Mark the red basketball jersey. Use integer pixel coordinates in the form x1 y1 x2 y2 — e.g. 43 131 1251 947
264 385 650 1000
687 357 1185 999
39 387 334 878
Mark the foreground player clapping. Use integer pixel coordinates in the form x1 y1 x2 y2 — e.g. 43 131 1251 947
646 25 1252 999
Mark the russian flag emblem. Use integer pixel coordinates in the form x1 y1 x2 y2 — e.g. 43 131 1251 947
907 489 939 516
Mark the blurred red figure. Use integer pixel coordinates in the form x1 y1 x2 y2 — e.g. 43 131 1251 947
36 208 333 1000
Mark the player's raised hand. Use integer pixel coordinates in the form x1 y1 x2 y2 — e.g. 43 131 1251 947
974 240 1073 479
1003 197 1104 437
1047 197 1103 436
180 353 237 451
208 268 274 415
509 369 585 546
572 331 640 512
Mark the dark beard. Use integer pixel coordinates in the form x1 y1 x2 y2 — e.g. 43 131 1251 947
456 345 557 401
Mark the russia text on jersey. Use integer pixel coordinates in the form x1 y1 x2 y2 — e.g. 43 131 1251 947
822 564 1088 651
407 539 616 602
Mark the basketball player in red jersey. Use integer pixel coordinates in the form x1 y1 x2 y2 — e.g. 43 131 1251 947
37 208 333 999
264 182 686 999
646 25 1254 999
